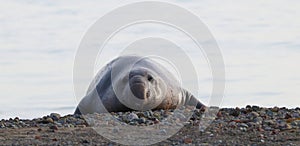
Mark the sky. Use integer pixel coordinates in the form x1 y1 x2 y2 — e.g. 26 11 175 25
0 0 300 119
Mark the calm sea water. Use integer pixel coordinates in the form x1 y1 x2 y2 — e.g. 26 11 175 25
0 0 300 119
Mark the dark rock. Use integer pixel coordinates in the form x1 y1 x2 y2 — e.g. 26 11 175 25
229 109 240 117
183 137 192 144
285 113 292 119
35 135 41 140
49 125 58 130
271 106 280 112
266 110 274 117
81 139 89 144
251 105 260 111
50 113 61 121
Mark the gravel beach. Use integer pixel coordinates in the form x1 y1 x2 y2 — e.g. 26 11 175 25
0 105 299 145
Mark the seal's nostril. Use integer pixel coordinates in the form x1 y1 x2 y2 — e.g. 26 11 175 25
147 75 153 82
146 91 150 97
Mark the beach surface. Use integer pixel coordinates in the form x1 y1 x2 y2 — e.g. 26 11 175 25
0 106 299 145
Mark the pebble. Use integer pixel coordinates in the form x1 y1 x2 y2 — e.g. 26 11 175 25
77 125 86 128
50 113 61 121
126 113 139 121
253 117 263 124
229 108 240 117
0 105 299 146
228 121 237 128
264 120 275 126
159 129 167 135
251 105 260 111
266 110 274 117
272 106 280 112
183 137 192 144
239 123 249 128
174 112 186 121
291 120 300 127
112 127 119 133
49 125 58 130
250 111 260 118
35 135 41 140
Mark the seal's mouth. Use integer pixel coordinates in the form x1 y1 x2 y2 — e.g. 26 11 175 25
130 81 149 100
128 68 155 100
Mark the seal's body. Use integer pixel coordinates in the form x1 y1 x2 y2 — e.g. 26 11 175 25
75 55 205 114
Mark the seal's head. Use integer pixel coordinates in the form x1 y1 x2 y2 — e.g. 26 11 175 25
129 68 155 100
111 56 169 111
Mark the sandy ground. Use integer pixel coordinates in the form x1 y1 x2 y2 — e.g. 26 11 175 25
0 121 299 145
0 106 300 145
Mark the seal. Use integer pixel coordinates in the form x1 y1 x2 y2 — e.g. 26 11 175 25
74 55 205 115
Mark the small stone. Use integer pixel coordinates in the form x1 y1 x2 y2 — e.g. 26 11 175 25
258 127 264 132
50 113 61 121
292 112 300 118
9 124 17 129
252 105 260 111
174 112 186 121
54 121 62 127
129 121 137 125
14 117 19 122
159 129 167 135
183 138 192 144
291 120 300 127
272 129 280 135
271 106 280 112
143 111 153 118
49 125 58 130
137 117 146 124
239 123 249 128
65 124 74 128
264 126 272 131
278 122 287 129
246 105 251 109
285 113 292 119
112 127 119 133
264 120 275 126
247 122 258 128
229 109 240 117
153 112 161 118
286 124 292 129
0 123 5 128
81 139 89 144
77 125 86 128
251 111 260 118
37 128 42 132
136 112 145 118
266 110 274 117
127 113 139 121
217 111 222 117
228 121 237 128
239 127 247 132
46 118 54 123
253 117 263 124
35 135 41 139
153 118 160 124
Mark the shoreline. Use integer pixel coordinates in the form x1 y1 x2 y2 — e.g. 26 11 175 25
0 106 299 145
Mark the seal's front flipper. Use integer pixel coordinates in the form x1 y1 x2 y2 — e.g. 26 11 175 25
74 107 82 115
182 89 206 111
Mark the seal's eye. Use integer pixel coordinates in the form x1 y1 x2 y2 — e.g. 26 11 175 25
147 75 153 82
